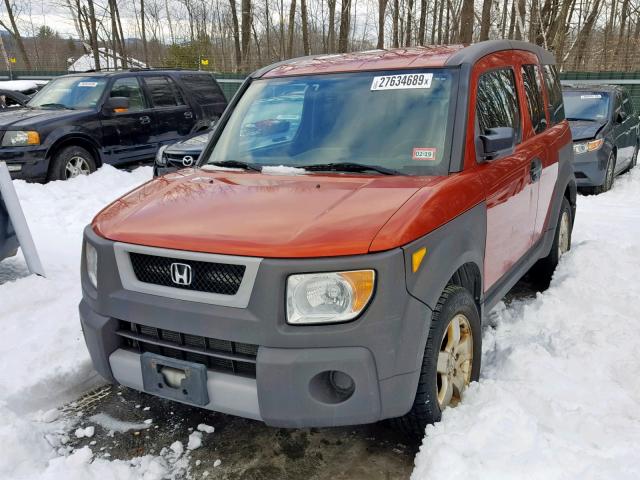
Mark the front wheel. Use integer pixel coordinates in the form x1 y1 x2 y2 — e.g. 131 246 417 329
394 285 481 439
530 196 572 289
591 152 615 194
49 145 97 181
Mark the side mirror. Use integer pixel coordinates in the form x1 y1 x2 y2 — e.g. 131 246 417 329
616 111 626 124
103 96 129 114
478 127 516 161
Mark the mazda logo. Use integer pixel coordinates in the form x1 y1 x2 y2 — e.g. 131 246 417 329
170 263 192 286
182 155 194 167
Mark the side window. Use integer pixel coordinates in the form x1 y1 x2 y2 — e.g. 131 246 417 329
109 77 146 112
179 74 226 104
542 65 565 125
476 68 520 140
143 76 185 108
521 64 547 135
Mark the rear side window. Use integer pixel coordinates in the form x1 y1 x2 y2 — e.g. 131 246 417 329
542 65 565 125
179 74 226 104
476 68 520 139
143 76 185 107
521 65 547 135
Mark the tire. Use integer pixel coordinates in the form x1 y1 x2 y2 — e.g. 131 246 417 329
394 285 481 439
591 152 615 194
628 142 638 172
530 196 572 290
48 145 97 181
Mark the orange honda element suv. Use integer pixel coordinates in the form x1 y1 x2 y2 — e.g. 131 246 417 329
80 40 576 436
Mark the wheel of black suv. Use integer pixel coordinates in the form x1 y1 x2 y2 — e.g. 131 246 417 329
592 152 615 194
394 285 481 439
49 145 97 181
530 196 572 290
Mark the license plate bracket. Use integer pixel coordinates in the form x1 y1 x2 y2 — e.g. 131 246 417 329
141 352 209 406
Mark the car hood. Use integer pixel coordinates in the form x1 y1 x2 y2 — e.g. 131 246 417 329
0 108 89 129
568 120 606 142
165 132 210 156
93 169 444 258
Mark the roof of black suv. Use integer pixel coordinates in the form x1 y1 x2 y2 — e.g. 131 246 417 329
562 84 625 93
63 69 215 78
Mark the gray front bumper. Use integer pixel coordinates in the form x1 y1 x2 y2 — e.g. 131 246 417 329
79 226 431 427
572 149 608 187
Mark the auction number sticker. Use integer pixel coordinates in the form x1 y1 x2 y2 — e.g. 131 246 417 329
78 82 98 87
412 147 437 161
580 94 602 99
371 73 433 91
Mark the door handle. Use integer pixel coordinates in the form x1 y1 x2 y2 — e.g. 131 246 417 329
139 115 151 125
184 111 193 119
530 158 543 183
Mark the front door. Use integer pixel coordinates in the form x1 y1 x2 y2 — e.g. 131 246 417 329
473 55 539 291
100 76 157 164
141 75 196 146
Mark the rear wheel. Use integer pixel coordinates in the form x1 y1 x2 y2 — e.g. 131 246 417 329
49 145 97 181
394 285 481 439
591 152 615 194
530 196 572 289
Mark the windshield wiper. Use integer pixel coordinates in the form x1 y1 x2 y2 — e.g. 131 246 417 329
37 103 75 110
302 162 405 176
208 160 261 172
566 117 597 122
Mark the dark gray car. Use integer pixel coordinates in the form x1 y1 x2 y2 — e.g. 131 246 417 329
563 85 639 193
153 130 210 177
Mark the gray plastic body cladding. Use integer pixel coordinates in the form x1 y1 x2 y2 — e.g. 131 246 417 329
403 202 487 312
80 226 432 425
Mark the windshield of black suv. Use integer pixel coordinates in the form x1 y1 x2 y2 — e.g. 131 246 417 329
563 91 610 122
204 69 457 175
28 76 108 110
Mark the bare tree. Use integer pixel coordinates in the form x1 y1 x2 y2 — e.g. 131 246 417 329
1 0 32 68
300 0 310 54
338 0 351 52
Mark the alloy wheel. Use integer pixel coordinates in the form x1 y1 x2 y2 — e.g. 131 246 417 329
605 156 614 190
436 313 473 409
65 156 91 179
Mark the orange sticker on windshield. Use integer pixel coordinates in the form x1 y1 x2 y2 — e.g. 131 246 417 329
412 147 437 161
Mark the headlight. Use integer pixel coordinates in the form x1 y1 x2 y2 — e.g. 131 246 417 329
85 242 98 288
574 139 604 155
1 130 40 146
286 270 375 325
155 145 168 166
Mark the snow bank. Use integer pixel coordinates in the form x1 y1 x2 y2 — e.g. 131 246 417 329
413 169 640 479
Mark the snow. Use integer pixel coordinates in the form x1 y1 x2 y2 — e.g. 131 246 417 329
261 165 307 175
197 424 215 434
74 426 94 439
413 169 640 479
187 432 202 450
88 413 151 433
1 163 640 478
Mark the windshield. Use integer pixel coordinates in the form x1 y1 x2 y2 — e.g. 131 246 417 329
204 70 456 175
28 76 108 110
563 91 610 122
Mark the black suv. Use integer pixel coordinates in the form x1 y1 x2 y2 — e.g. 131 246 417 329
563 85 639 193
0 70 228 181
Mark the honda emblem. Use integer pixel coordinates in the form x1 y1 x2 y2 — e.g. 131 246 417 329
170 263 192 286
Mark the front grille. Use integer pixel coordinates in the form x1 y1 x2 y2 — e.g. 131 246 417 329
129 252 245 295
117 321 258 378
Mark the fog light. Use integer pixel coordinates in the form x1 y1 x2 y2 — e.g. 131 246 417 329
329 371 355 396
309 370 355 404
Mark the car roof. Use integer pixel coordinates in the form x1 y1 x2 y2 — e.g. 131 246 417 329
61 69 212 78
254 40 555 78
